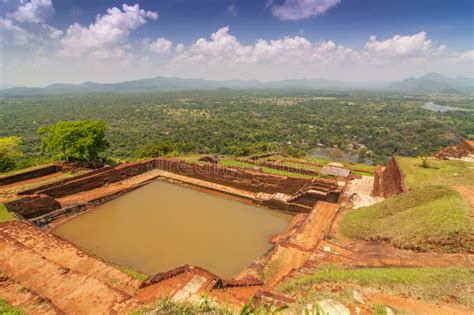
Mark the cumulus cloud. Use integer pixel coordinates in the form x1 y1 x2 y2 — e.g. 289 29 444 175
8 0 54 23
175 43 185 53
166 26 474 81
58 4 158 59
174 26 357 66
364 32 436 58
0 0 61 51
147 37 172 54
458 50 474 62
271 0 340 21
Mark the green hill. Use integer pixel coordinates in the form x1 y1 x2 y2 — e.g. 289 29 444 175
341 157 473 253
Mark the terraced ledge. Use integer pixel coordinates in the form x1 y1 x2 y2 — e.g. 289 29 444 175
0 221 141 313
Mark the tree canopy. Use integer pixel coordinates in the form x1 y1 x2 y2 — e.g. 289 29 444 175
38 120 109 162
137 140 195 158
0 136 23 172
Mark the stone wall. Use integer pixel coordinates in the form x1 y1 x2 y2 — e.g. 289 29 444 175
235 158 319 176
154 158 314 195
18 166 115 195
14 158 341 222
24 161 154 199
5 194 61 219
0 165 61 186
372 157 406 198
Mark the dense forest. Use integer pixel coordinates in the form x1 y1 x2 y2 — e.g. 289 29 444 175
0 90 473 165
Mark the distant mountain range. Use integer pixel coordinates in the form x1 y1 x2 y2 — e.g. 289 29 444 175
389 72 474 94
2 73 473 96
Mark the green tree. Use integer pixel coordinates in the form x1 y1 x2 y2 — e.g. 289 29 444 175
329 147 344 161
39 120 109 162
0 136 23 172
137 140 195 158
137 140 177 158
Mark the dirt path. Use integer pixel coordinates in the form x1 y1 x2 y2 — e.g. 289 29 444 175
309 240 474 269
260 202 340 288
454 185 474 211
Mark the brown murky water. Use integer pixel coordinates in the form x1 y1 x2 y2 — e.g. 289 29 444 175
53 180 292 278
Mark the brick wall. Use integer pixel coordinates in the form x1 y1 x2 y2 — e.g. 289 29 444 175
0 165 61 186
154 158 314 195
5 194 61 219
371 157 406 198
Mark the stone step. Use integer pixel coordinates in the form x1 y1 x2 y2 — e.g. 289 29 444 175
0 226 137 314
0 221 140 295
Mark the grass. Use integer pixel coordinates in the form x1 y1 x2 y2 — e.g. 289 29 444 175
180 154 208 163
0 170 88 196
129 298 220 314
0 300 24 315
278 266 474 306
117 266 148 281
340 186 473 253
129 296 289 315
397 156 474 189
218 159 313 178
371 304 393 315
0 203 15 223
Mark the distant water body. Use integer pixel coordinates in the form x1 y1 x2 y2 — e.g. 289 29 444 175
423 102 466 112
309 147 373 165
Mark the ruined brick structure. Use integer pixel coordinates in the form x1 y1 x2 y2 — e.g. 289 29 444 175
12 157 343 222
434 140 474 160
20 161 155 198
198 156 220 164
154 158 316 195
372 157 407 198
0 165 61 186
235 158 319 176
140 264 262 289
5 194 61 219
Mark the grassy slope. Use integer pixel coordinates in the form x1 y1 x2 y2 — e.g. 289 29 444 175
0 203 15 223
278 266 473 307
397 156 474 189
341 156 473 253
341 186 473 252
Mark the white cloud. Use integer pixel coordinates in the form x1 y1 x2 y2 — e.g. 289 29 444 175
167 27 474 81
271 0 340 21
364 32 436 58
174 26 357 66
458 50 474 62
0 0 61 51
175 43 185 53
8 0 54 23
0 17 30 45
227 4 237 16
58 4 158 59
147 37 172 54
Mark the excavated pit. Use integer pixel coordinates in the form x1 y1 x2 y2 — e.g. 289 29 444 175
52 180 293 278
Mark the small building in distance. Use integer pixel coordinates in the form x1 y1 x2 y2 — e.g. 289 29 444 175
320 165 351 178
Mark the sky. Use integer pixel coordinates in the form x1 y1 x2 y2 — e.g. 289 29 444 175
0 0 473 86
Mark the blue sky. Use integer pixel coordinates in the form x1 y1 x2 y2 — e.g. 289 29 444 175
1 0 473 85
